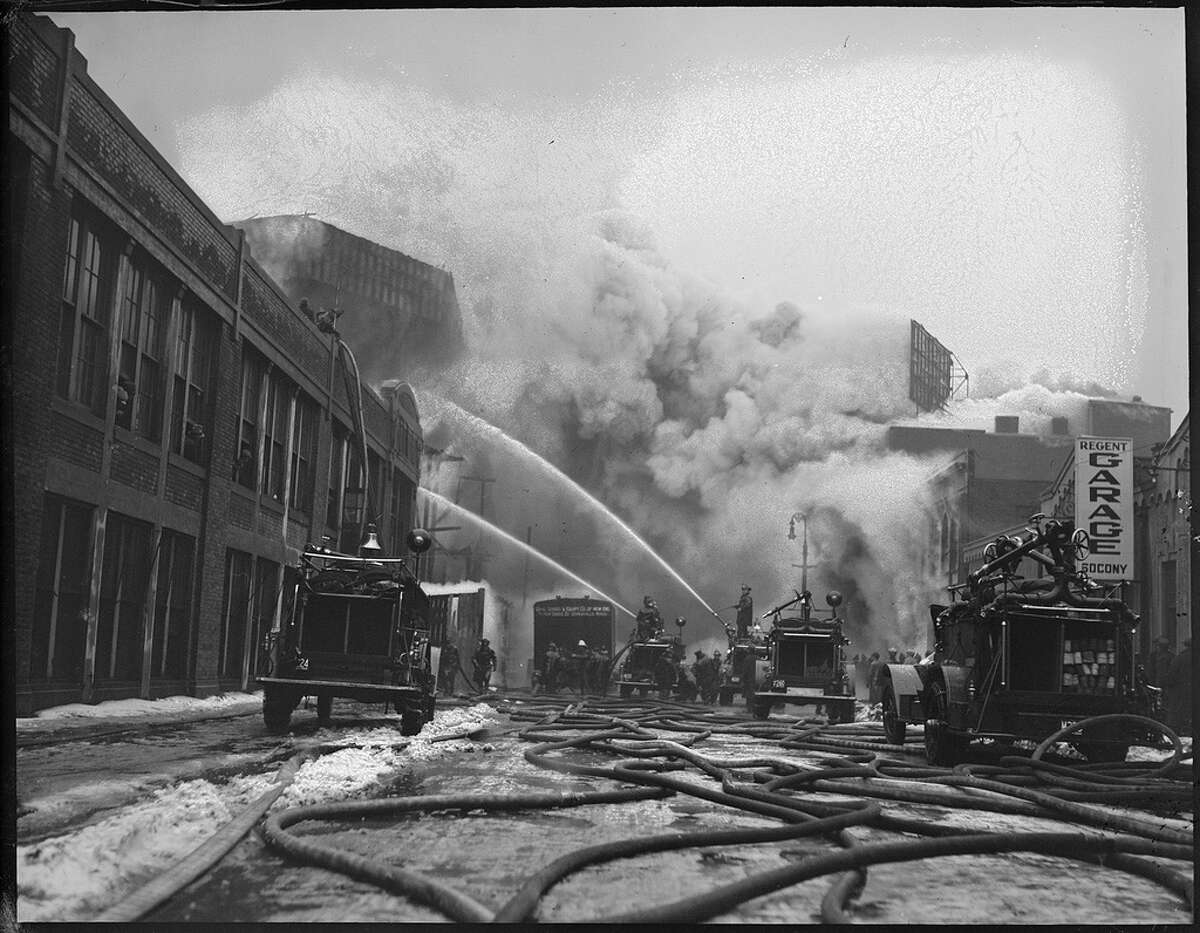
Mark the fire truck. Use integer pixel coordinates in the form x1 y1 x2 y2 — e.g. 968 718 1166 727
879 516 1161 766
257 528 437 735
255 317 439 735
615 616 688 698
749 590 854 722
716 624 767 707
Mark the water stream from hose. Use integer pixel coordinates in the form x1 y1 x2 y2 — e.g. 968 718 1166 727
418 488 636 619
425 397 724 624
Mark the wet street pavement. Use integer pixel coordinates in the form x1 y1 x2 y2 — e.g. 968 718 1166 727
16 692 1194 924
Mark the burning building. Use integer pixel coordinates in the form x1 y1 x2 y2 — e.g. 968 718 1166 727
234 215 465 384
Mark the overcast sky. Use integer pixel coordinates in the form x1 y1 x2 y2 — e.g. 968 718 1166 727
50 7 1188 424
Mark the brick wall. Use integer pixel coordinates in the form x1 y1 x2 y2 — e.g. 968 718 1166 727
191 323 240 695
228 491 255 530
110 442 158 494
165 465 204 512
8 18 61 128
48 411 104 472
9 13 425 710
10 144 73 693
64 74 240 300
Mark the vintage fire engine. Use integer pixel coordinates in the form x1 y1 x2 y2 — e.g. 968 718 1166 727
750 590 855 722
716 625 767 707
255 318 440 735
880 516 1161 766
257 527 437 735
615 617 687 698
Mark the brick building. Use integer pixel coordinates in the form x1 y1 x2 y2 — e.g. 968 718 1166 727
234 215 464 386
6 14 426 714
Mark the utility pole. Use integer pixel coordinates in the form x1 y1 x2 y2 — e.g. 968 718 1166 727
417 497 462 582
457 475 496 579
520 525 533 613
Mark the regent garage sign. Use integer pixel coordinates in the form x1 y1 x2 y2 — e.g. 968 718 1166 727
1074 436 1134 581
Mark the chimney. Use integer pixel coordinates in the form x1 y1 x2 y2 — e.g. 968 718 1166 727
1051 417 1069 436
994 415 1019 434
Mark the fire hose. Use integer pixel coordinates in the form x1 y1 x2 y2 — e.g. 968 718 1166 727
95 748 310 923
250 701 1191 923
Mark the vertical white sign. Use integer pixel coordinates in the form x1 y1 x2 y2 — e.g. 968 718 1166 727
1074 436 1134 580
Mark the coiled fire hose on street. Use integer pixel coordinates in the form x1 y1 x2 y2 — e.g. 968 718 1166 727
247 696 1192 923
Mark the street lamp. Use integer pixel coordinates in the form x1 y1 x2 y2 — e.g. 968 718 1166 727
788 512 809 596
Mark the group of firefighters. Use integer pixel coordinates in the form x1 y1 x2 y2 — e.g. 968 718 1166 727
535 640 613 695
437 637 498 696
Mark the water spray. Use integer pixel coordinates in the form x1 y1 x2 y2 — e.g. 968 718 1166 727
418 488 636 619
424 396 725 625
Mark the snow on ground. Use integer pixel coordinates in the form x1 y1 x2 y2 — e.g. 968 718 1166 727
17 770 276 923
17 702 503 922
17 692 263 727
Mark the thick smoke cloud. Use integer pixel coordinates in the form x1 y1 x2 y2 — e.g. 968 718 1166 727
176 51 1149 657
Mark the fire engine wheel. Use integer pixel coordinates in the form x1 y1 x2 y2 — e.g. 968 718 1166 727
752 698 772 720
316 695 333 723
263 688 296 734
923 683 966 767
400 706 425 736
882 684 907 745
619 684 634 699
717 689 733 706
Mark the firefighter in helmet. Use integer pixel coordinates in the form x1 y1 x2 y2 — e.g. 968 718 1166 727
636 596 663 641
473 638 498 691
571 639 592 694
735 585 753 638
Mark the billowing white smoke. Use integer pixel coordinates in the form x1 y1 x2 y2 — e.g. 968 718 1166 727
414 211 953 653
174 51 1148 656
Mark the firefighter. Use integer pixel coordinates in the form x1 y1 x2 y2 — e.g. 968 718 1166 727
691 650 712 702
571 639 591 694
636 596 663 641
472 638 498 691
674 660 698 701
700 651 722 705
439 641 460 696
1165 638 1191 735
590 645 610 696
543 642 562 694
867 652 884 704
735 585 753 638
1146 637 1174 687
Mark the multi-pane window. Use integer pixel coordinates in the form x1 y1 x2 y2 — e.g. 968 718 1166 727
220 549 253 683
367 449 384 524
31 496 94 682
289 395 317 512
170 298 218 464
391 469 415 555
260 370 291 502
96 513 153 683
151 530 195 681
397 419 421 464
234 350 264 488
59 209 115 414
116 254 167 439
